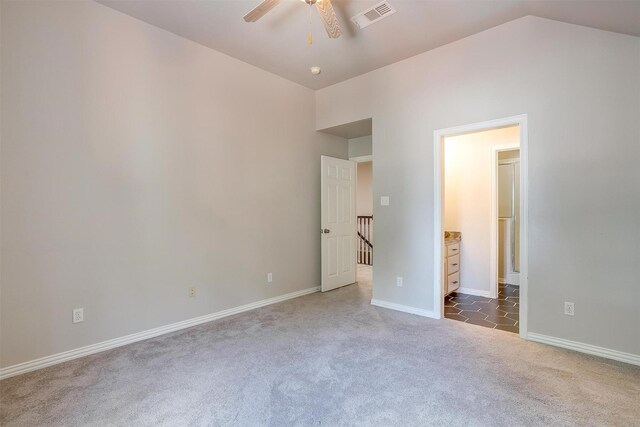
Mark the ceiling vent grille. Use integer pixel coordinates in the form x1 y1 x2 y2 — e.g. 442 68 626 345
351 1 396 29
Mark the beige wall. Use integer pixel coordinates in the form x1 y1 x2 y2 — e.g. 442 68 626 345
444 126 519 294
357 162 373 217
499 150 520 161
348 135 372 158
0 1 347 368
316 17 640 356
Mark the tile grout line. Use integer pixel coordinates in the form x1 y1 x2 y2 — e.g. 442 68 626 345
444 283 519 333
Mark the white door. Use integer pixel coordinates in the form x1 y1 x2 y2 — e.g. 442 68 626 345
321 156 357 292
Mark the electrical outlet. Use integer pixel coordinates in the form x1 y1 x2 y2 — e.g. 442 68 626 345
396 277 403 287
564 302 575 316
380 196 390 206
267 273 273 283
72 308 84 324
189 286 197 298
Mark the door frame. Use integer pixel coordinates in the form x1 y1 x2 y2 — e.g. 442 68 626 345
349 155 374 269
349 155 373 163
491 144 520 298
433 114 529 339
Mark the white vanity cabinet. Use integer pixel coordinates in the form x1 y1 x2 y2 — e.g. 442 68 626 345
444 239 461 295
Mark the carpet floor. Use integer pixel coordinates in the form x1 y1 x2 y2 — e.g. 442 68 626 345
1 267 639 426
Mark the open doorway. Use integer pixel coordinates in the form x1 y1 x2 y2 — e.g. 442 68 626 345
350 136 373 286
434 116 528 337
318 118 373 292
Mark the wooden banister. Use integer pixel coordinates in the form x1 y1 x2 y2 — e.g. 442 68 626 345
357 216 373 265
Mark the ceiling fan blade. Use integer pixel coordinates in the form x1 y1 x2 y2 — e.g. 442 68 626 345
315 0 342 38
243 0 281 22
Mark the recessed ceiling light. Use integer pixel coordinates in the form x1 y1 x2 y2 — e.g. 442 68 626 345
310 66 321 75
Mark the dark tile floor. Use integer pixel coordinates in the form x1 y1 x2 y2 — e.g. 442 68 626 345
444 283 519 333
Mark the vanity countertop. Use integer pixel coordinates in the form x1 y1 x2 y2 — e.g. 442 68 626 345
444 231 461 242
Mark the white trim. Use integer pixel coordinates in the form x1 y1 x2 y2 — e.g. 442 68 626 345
371 299 436 319
498 217 520 286
0 286 319 380
527 333 640 367
434 114 529 339
506 271 520 286
457 287 491 298
491 143 519 299
349 155 373 163
433 127 445 320
498 218 512 288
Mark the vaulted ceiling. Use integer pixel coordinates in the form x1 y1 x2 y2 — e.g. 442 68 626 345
98 0 640 90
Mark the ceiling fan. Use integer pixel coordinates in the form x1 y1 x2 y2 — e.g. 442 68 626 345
243 0 342 43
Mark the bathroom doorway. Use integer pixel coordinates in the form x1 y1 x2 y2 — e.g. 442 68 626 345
433 115 528 337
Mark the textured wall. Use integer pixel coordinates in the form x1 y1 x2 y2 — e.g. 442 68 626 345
0 1 347 367
316 17 640 355
348 135 372 158
356 162 373 217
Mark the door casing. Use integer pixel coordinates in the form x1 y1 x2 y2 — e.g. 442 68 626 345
433 115 529 339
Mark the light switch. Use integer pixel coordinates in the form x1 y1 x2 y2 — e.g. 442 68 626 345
380 196 390 206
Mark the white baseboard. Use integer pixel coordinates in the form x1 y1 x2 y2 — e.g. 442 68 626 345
527 333 640 367
0 286 319 380
498 279 520 287
506 272 520 286
371 299 437 319
457 287 491 297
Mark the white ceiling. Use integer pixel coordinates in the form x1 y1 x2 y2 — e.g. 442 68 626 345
98 0 640 90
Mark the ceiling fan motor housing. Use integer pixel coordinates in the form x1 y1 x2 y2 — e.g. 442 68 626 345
244 0 341 39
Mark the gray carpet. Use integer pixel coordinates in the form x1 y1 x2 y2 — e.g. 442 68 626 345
1 266 639 426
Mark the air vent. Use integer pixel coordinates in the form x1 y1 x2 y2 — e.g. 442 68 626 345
351 1 396 29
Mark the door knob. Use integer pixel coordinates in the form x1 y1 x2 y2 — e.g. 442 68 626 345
321 228 330 234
